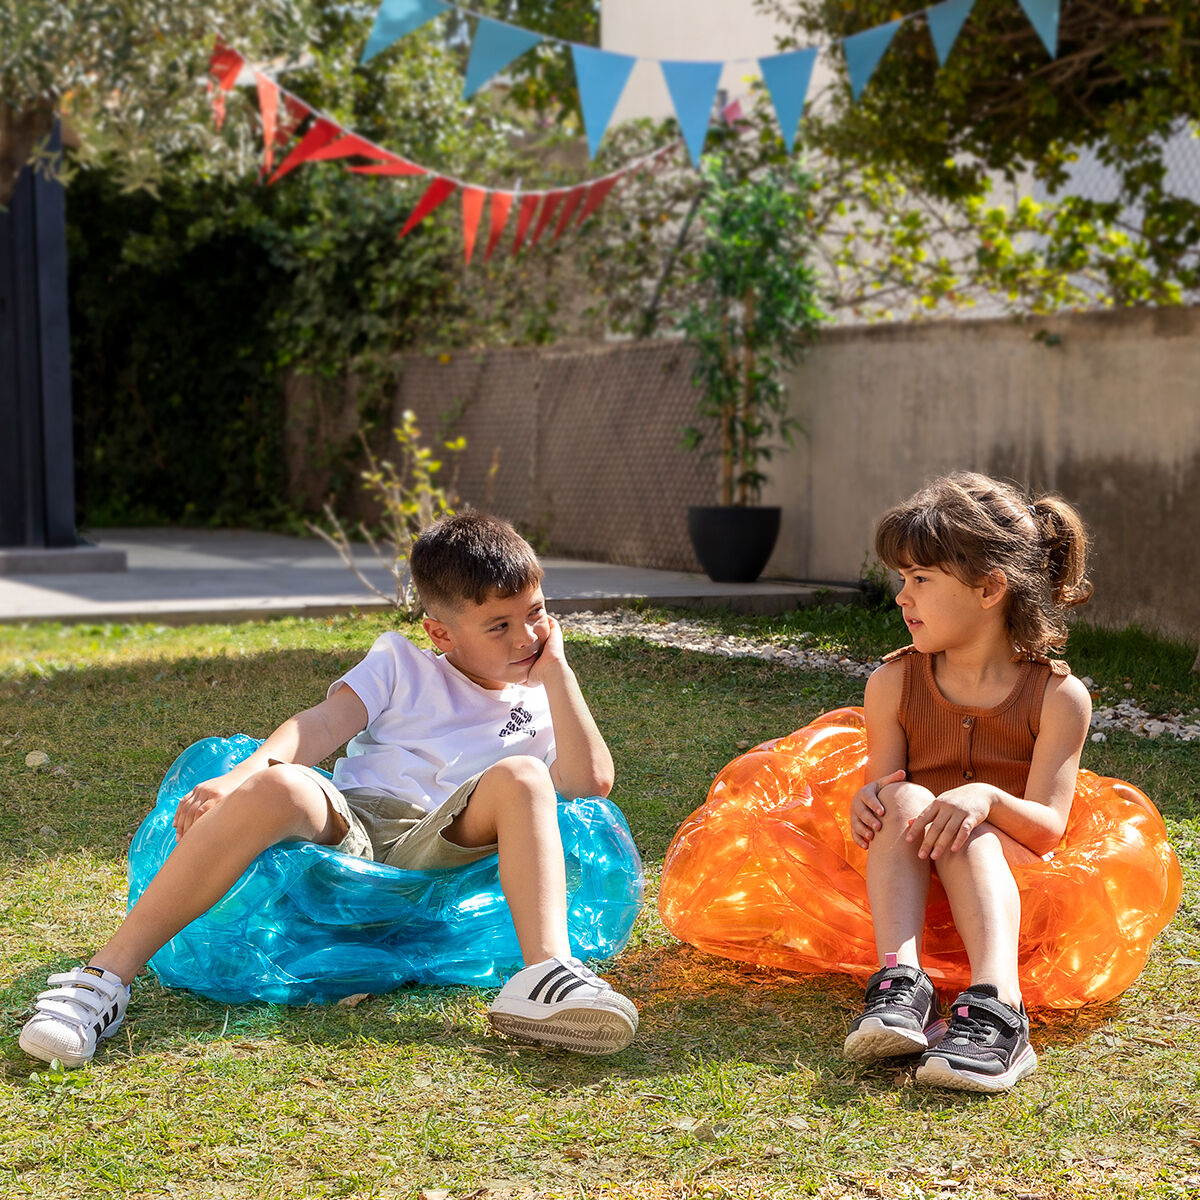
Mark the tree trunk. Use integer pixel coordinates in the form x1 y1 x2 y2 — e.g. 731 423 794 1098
738 287 756 507
720 308 734 506
0 103 55 208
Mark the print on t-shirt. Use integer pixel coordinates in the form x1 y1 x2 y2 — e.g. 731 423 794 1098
499 703 536 740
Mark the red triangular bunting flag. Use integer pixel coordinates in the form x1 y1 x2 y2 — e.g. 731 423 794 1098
552 186 587 243
255 74 279 175
399 177 458 239
277 95 310 146
511 194 542 256
575 173 622 228
208 43 244 129
307 133 407 165
210 84 227 131
462 188 486 264
348 162 429 177
210 43 244 89
268 118 342 184
530 190 566 248
485 192 514 261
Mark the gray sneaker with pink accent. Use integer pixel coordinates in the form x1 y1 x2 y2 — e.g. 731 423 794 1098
916 984 1037 1093
844 953 947 1061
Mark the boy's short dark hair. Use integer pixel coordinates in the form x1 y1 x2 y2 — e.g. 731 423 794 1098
411 512 544 613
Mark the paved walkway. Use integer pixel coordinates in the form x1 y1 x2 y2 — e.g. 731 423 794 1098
0 529 858 625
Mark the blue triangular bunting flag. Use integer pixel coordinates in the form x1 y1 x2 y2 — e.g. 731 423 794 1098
463 16 543 99
759 47 817 154
572 45 637 159
361 0 451 64
843 19 903 102
925 0 975 66
660 59 723 166
1017 0 1060 57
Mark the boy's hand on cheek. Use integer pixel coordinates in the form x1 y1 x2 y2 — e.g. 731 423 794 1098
526 616 567 686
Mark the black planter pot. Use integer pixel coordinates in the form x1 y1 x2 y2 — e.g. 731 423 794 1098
687 505 782 583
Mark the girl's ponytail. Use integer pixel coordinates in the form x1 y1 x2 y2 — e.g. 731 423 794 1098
1031 498 1093 610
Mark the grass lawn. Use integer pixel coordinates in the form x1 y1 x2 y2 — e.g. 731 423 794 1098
1 608 1197 1200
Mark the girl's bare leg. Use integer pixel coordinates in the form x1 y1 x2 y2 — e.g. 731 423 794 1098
934 825 1036 1009
865 782 937 966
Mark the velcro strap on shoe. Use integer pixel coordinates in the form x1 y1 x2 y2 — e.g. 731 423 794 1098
951 992 1021 1032
42 970 126 1009
868 964 926 992
31 996 101 1028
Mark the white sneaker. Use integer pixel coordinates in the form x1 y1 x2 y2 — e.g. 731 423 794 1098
19 966 130 1068
488 957 637 1055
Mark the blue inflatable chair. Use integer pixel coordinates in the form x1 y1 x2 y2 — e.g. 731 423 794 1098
128 736 645 1004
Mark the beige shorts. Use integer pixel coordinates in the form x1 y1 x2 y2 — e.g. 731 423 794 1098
269 761 496 871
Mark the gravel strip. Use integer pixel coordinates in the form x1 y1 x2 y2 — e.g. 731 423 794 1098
565 609 1200 743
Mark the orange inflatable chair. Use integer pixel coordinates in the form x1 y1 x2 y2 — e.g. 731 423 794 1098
658 708 1182 1009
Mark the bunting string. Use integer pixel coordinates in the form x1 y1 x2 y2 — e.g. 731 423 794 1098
210 44 682 263
358 0 1062 164
212 0 1062 257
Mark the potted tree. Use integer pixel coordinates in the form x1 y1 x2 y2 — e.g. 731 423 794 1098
681 154 824 583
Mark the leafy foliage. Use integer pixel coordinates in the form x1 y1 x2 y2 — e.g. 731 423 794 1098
68 170 290 528
307 411 464 615
679 154 824 506
579 70 1193 334
65 9 603 526
757 0 1200 302
0 0 319 202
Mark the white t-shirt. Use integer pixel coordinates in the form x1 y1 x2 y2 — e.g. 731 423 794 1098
327 632 556 811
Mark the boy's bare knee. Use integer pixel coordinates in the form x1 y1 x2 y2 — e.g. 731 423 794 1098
227 764 327 828
483 755 554 795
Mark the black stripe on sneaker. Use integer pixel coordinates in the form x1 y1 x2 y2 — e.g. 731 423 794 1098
528 965 572 1002
544 978 588 1004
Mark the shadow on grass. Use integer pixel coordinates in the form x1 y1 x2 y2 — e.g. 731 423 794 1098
0 937 1135 1112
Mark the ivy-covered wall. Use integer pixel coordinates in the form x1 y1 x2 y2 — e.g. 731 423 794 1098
68 172 287 528
64 151 600 530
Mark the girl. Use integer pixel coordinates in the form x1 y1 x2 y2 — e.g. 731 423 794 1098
845 472 1093 1093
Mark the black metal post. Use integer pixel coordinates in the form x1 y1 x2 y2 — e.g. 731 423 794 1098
0 119 78 549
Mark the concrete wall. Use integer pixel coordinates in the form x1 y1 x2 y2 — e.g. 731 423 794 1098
761 306 1200 638
285 306 1200 640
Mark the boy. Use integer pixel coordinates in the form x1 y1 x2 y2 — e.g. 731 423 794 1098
20 512 637 1066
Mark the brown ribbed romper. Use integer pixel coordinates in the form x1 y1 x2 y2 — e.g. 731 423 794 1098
882 645 1071 799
